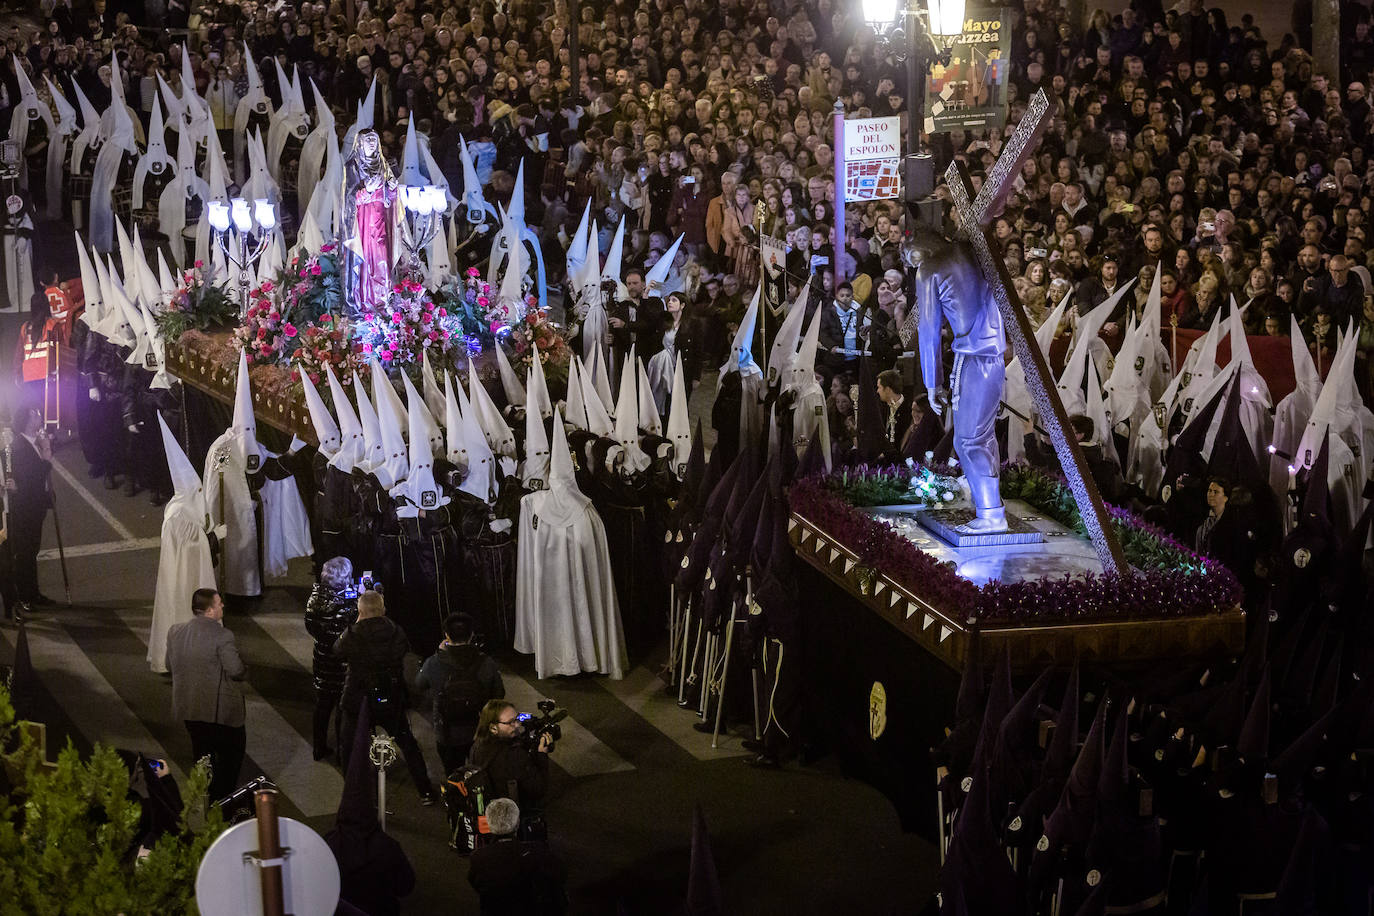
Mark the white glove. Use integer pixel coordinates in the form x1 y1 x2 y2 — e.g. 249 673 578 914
287 435 307 454
213 524 228 541
89 387 100 401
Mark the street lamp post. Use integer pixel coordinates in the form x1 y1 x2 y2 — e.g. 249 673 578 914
207 197 277 319
863 0 964 228
398 184 447 276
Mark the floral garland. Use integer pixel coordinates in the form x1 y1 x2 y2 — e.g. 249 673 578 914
789 462 1242 625
154 260 237 343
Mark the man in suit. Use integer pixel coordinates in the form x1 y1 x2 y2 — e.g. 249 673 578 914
609 268 666 362
165 588 247 800
875 369 914 461
6 406 53 610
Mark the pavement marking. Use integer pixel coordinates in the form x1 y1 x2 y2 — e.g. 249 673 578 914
50 458 136 541
38 536 160 561
597 663 752 760
0 617 185 784
252 609 634 778
112 606 344 817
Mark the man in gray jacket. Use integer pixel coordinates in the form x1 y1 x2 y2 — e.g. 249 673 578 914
165 588 247 800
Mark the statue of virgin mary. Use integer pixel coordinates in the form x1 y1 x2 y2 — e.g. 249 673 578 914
342 129 399 312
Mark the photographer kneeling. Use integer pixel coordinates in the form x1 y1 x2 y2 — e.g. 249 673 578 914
469 700 552 836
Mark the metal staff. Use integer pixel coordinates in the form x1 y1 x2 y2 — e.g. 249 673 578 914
48 480 71 606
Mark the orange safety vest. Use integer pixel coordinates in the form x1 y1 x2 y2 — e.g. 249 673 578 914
19 319 58 383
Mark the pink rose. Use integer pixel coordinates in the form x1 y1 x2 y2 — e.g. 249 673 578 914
321 314 332 323
467 267 479 277
321 243 335 253
194 259 204 268
284 323 298 338
362 343 373 354
381 351 393 362
477 296 489 307
262 281 274 292
437 308 447 317
259 343 272 356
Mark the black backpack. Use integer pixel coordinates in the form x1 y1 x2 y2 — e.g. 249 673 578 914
434 653 488 738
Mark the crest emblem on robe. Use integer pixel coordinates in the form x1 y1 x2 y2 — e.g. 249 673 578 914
1134 355 1145 372
246 453 260 472
421 490 437 508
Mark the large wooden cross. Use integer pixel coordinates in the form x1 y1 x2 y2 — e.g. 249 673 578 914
945 89 1127 574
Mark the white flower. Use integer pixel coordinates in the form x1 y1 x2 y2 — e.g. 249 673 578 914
942 491 955 502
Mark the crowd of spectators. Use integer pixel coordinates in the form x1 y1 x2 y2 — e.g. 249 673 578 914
5 0 1374 405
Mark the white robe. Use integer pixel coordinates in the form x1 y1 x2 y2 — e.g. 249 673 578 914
149 496 216 672
1270 390 1317 505
259 472 314 579
739 371 767 450
202 431 261 597
2 213 35 312
792 383 832 470
514 492 627 680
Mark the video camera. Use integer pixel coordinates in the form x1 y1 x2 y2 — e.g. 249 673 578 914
517 699 568 752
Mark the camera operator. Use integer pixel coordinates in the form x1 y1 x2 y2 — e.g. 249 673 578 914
334 590 436 805
469 700 551 830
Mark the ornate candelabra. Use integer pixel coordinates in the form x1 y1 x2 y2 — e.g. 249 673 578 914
398 184 447 276
206 197 277 319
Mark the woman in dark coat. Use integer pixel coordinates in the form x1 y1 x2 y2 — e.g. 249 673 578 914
304 556 358 760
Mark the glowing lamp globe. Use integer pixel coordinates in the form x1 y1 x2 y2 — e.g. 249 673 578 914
927 0 965 36
230 198 252 233
254 199 276 230
862 0 899 27
207 201 231 232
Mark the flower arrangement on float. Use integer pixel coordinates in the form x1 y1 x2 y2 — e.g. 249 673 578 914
505 304 571 394
787 461 1242 624
234 280 292 365
154 259 237 341
355 276 456 366
283 243 345 322
289 314 361 387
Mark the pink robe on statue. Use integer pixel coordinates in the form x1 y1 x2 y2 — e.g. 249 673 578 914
354 181 396 311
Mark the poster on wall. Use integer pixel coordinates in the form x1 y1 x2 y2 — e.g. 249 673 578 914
924 9 1012 135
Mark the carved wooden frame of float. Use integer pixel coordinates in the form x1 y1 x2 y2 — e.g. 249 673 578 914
788 511 1246 674
165 332 316 444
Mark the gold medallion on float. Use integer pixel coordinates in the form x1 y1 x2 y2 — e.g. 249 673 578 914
869 681 888 740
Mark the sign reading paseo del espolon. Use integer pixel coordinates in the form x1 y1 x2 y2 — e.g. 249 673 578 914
841 116 902 201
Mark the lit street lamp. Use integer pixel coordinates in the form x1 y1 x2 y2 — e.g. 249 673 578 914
862 0 965 227
208 196 277 318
